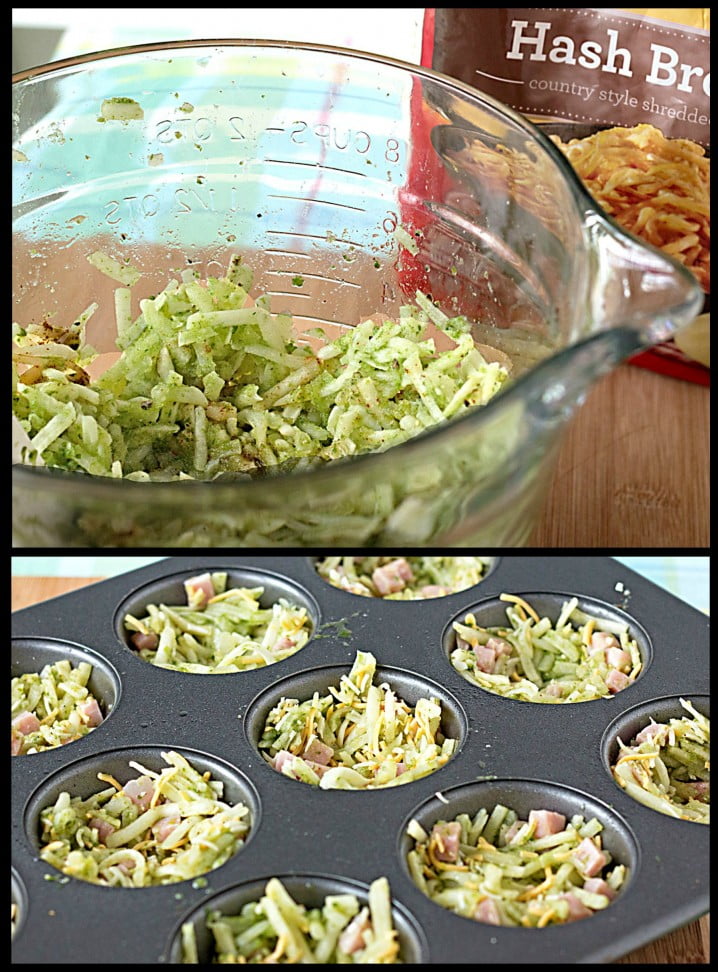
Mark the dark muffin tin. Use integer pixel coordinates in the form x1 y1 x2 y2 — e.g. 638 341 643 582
11 555 709 964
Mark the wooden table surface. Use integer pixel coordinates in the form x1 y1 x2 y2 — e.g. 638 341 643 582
11 575 710 964
529 363 710 548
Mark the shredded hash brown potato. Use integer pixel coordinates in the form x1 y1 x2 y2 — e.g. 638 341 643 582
38 750 251 887
553 123 710 293
406 804 627 928
451 593 642 703
315 556 491 600
181 876 401 963
258 650 457 789
12 254 510 481
611 698 709 824
12 659 104 755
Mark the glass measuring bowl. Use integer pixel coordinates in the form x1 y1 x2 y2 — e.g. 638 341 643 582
12 40 703 548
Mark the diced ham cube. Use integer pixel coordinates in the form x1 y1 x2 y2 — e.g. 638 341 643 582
89 817 116 843
634 722 663 745
11 732 23 756
79 698 104 728
302 738 334 766
486 636 512 657
605 647 631 671
420 585 449 598
123 775 155 811
583 877 617 900
474 898 501 925
395 762 406 776
528 809 566 838
683 781 710 801
431 821 462 863
130 631 159 652
372 558 414 596
456 635 474 653
152 814 181 843
273 750 296 775
590 632 619 656
560 892 593 921
473 644 497 673
117 858 136 875
572 837 607 877
12 711 41 736
338 909 371 955
274 635 296 652
183 572 215 609
605 669 630 694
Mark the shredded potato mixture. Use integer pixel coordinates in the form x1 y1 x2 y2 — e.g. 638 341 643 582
259 650 457 789
554 123 710 293
38 751 251 887
181 876 401 964
12 254 509 481
611 699 709 824
12 659 104 755
451 593 642 703
123 571 312 673
406 804 627 927
315 556 490 600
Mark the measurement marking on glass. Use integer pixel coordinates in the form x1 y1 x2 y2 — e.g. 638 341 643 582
291 314 354 329
266 270 361 289
264 248 314 259
266 228 366 248
262 157 368 178
266 290 313 300
267 193 366 213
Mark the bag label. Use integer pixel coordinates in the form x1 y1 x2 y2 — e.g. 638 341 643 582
429 7 710 146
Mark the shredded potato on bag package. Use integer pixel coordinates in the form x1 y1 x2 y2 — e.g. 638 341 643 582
181 876 401 964
12 253 510 481
553 123 710 294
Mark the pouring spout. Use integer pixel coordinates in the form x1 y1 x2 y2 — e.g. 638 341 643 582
521 210 705 429
584 210 704 351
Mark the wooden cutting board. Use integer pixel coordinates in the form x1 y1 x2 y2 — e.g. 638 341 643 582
11 575 710 964
530 363 710 547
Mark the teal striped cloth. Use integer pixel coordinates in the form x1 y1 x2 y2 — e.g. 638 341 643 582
11 556 709 614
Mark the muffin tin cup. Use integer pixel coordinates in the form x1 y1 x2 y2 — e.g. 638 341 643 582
244 661 468 782
12 636 122 755
442 590 654 703
396 777 642 963
601 694 710 824
163 872 430 963
11 555 709 964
